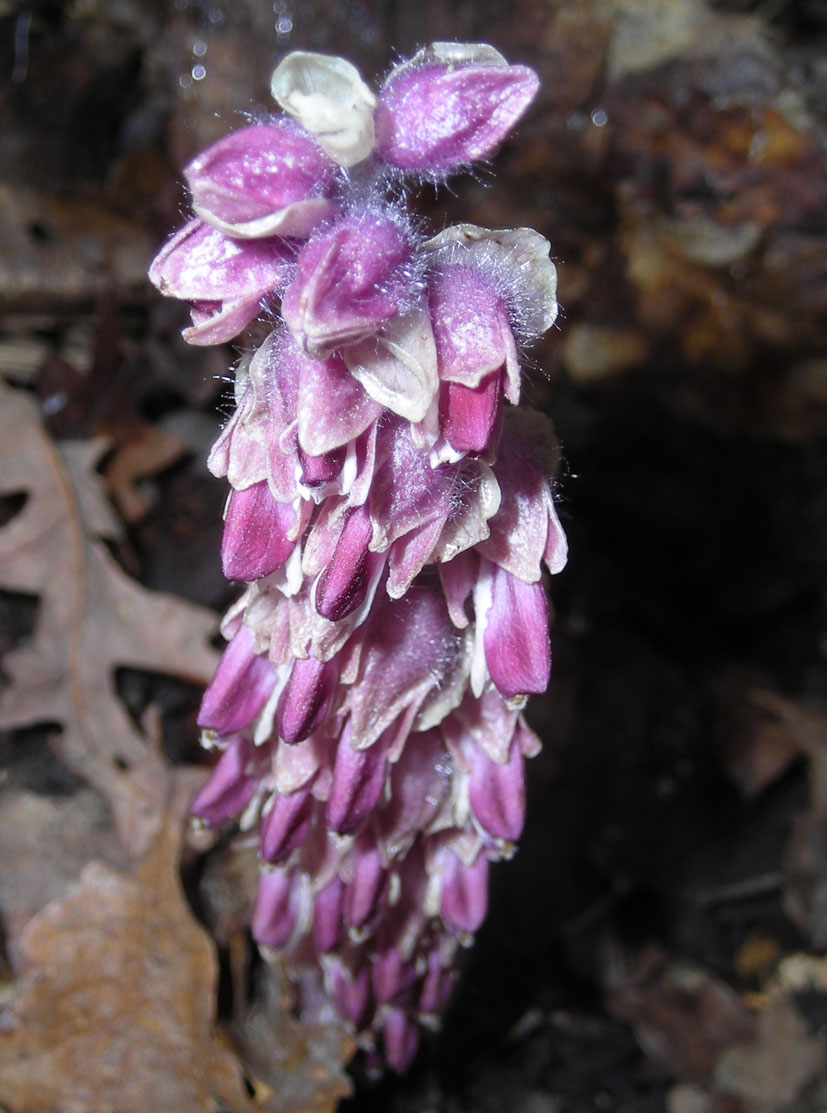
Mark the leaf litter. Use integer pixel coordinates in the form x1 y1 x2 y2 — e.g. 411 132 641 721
0 381 352 1112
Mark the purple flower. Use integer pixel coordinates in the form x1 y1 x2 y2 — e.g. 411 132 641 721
184 121 338 239
148 219 293 345
153 42 569 1072
375 42 540 177
282 209 415 354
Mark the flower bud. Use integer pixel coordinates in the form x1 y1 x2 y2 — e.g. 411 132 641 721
185 121 336 238
221 481 298 581
197 625 275 733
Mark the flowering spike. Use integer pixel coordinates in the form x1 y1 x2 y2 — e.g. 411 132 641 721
153 41 567 1072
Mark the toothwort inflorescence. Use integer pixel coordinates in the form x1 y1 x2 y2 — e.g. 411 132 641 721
150 43 567 1071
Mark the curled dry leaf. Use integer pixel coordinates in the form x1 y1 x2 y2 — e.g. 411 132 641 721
233 961 355 1113
0 381 218 853
0 788 251 1113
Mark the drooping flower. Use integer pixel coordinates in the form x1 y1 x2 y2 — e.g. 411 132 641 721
151 41 567 1072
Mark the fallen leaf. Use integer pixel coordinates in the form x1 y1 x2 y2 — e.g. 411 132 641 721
0 787 128 968
0 785 251 1113
608 947 756 1086
715 997 826 1110
233 960 354 1113
103 423 188 524
0 381 218 852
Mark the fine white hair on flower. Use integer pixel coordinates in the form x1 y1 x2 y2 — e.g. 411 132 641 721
422 224 559 341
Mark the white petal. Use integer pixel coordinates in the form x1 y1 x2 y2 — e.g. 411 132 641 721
271 52 377 168
344 307 439 423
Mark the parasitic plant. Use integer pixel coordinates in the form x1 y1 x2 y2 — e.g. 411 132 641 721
150 42 566 1071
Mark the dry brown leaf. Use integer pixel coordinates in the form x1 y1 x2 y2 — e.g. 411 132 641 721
103 423 188 524
233 961 354 1113
0 787 128 968
608 947 756 1086
0 785 251 1113
0 380 218 852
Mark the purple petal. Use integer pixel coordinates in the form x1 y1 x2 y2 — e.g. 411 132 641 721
251 869 300 948
197 624 275 733
185 122 336 238
439 371 502 454
315 503 374 621
259 787 315 863
221 480 298 581
276 655 335 744
191 735 258 826
372 949 417 1005
376 56 539 176
429 264 511 388
183 294 267 346
382 1007 419 1072
438 550 478 629
329 960 372 1027
440 852 489 935
378 730 452 856
297 349 383 457
419 949 455 1014
282 212 413 353
478 427 568 582
298 444 346 488
345 588 466 750
312 876 346 952
468 736 526 841
327 719 390 834
344 837 388 930
149 219 286 299
483 563 550 699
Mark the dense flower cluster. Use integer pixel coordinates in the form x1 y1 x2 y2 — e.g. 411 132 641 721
150 43 566 1070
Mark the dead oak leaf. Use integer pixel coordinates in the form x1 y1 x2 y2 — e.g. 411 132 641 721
0 381 218 852
0 791 251 1113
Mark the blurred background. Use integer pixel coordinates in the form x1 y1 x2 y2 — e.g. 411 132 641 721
1 1 826 1110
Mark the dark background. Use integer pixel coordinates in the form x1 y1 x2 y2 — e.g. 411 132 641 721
1 1 826 1110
